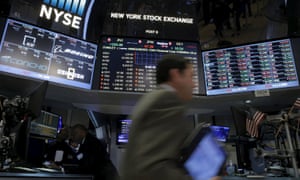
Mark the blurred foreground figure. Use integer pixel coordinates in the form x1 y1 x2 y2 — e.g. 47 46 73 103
121 54 222 180
121 54 221 180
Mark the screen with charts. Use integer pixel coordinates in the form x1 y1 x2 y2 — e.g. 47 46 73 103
30 111 62 138
0 18 98 89
98 36 200 94
202 38 299 95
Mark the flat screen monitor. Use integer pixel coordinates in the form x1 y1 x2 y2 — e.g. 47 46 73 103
202 38 299 95
210 125 230 142
0 18 98 89
26 81 48 118
98 36 200 94
30 110 62 138
116 119 132 145
180 127 226 180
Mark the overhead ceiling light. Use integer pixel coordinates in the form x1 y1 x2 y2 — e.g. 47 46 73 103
245 100 252 104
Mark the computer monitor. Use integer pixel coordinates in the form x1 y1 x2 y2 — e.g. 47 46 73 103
97 36 200 94
30 111 62 138
202 38 299 95
116 119 132 146
180 126 227 180
26 81 48 118
0 18 98 89
210 125 230 142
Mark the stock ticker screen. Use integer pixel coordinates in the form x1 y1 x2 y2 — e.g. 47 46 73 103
0 18 97 89
202 38 299 95
99 36 200 94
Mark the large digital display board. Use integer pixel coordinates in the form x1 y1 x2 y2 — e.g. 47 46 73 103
98 36 200 94
202 38 299 95
0 18 97 89
102 1 199 41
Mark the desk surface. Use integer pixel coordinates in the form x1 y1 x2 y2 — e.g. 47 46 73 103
222 176 297 180
0 172 93 180
1 172 297 180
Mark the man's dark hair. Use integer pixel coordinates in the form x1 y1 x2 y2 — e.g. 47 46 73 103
156 54 190 84
71 124 88 132
70 124 88 144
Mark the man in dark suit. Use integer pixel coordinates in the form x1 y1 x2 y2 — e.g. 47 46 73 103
121 54 222 180
44 126 73 166
68 124 119 180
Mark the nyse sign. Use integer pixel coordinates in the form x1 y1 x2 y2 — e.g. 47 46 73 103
40 4 82 29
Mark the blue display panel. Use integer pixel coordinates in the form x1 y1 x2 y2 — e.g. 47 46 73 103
210 125 230 142
0 18 98 89
116 119 132 145
202 38 299 95
99 36 200 94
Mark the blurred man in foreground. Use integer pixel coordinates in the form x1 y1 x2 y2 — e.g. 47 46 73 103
121 54 222 180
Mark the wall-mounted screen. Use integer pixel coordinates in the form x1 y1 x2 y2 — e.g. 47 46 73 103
98 36 200 94
0 18 98 89
9 0 98 42
101 1 199 41
202 38 299 95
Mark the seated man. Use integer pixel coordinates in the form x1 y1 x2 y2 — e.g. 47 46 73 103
67 124 119 180
43 127 76 168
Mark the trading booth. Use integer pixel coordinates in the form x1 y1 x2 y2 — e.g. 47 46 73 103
0 0 299 179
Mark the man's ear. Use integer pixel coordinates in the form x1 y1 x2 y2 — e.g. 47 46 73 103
169 69 180 80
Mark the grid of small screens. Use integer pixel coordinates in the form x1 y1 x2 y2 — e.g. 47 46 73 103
202 38 299 95
0 18 98 89
116 119 132 145
99 36 200 94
